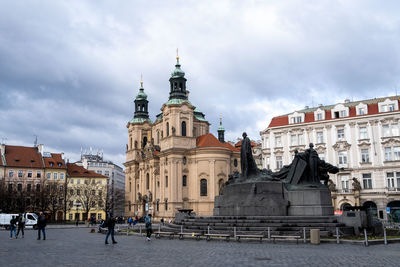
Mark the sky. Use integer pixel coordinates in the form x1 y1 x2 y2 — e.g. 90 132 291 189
1 0 400 167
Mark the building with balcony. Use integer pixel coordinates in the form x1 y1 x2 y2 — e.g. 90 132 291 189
260 96 400 222
124 55 240 220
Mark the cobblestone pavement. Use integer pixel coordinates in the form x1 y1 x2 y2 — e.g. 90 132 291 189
1 228 400 267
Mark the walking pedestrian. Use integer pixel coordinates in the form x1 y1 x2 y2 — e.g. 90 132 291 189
145 214 152 241
9 216 17 239
128 217 133 227
16 213 25 238
105 213 117 245
37 211 47 240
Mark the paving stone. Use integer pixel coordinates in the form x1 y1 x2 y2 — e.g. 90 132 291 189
1 228 400 266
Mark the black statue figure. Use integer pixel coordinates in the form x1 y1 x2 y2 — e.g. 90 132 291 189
240 132 258 179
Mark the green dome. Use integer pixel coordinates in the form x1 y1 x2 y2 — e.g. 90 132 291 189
218 124 225 131
136 88 147 100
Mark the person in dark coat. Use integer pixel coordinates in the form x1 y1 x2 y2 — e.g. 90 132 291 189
9 216 17 239
37 211 47 240
145 214 152 241
16 213 25 238
105 213 117 245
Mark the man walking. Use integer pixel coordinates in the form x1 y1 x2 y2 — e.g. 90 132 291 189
105 213 117 245
37 211 47 240
9 216 17 239
16 214 25 238
145 214 152 241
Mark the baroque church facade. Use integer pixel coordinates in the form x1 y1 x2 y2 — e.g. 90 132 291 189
124 56 240 219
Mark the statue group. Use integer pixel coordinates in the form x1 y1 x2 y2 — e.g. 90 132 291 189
233 132 339 187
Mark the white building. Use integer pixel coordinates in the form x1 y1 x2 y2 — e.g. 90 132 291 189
260 96 400 222
75 149 125 216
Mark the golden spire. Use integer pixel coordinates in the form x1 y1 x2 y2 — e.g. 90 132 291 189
140 74 143 87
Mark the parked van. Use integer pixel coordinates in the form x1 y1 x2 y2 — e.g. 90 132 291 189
0 213 38 229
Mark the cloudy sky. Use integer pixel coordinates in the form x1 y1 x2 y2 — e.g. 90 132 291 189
1 0 399 167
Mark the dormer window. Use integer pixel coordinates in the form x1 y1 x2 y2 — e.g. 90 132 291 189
314 108 325 121
58 163 62 167
379 98 398 112
331 104 349 119
288 112 305 124
356 103 368 116
49 162 54 167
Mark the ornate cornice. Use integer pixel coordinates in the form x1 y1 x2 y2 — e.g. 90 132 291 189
333 141 351 151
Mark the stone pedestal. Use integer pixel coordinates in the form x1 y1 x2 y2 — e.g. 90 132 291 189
214 181 289 216
285 186 334 216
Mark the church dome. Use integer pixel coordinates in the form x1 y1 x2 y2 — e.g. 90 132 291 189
136 88 147 100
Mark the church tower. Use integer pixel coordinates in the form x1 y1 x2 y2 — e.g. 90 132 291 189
218 116 225 143
169 49 187 100
134 76 149 120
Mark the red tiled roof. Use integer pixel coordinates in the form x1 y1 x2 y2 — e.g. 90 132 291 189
44 153 66 169
196 133 239 152
4 145 44 168
268 98 400 128
67 163 107 178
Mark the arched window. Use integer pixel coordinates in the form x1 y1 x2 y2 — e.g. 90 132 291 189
182 121 186 136
143 136 147 148
157 131 160 144
130 137 133 149
179 82 183 90
146 173 149 190
218 179 225 195
166 122 170 136
234 159 238 167
129 182 132 192
183 175 187 187
200 179 207 196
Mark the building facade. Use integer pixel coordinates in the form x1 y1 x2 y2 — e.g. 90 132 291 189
66 163 107 221
75 150 125 216
260 96 400 222
125 56 240 220
0 144 67 220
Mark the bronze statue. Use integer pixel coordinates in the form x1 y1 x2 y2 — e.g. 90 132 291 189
240 132 258 179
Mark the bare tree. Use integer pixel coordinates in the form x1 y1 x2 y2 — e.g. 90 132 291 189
75 179 104 221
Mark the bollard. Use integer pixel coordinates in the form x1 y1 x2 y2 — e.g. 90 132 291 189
234 227 236 239
268 227 271 241
181 225 183 234
139 225 142 235
303 227 306 243
159 223 161 232
336 227 339 244
127 226 129 236
384 226 387 245
310 229 320 245
364 228 368 246
208 226 210 235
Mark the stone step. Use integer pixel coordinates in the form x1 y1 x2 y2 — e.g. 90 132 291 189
181 222 342 227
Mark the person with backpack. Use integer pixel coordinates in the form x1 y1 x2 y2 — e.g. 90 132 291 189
9 216 17 239
105 213 117 245
145 214 152 241
16 213 25 238
37 211 47 240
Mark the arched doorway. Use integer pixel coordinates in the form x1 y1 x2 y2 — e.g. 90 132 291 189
387 201 400 223
340 202 352 211
363 201 377 218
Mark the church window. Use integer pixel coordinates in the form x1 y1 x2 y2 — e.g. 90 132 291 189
130 137 132 149
165 199 168 210
234 159 238 167
166 122 169 136
200 179 207 196
129 182 132 192
183 175 187 187
143 136 147 148
157 131 160 144
156 200 159 211
179 82 183 90
183 157 187 165
146 173 149 190
182 121 186 136
165 176 168 187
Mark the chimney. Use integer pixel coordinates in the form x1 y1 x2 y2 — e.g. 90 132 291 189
37 144 44 155
0 144 5 157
